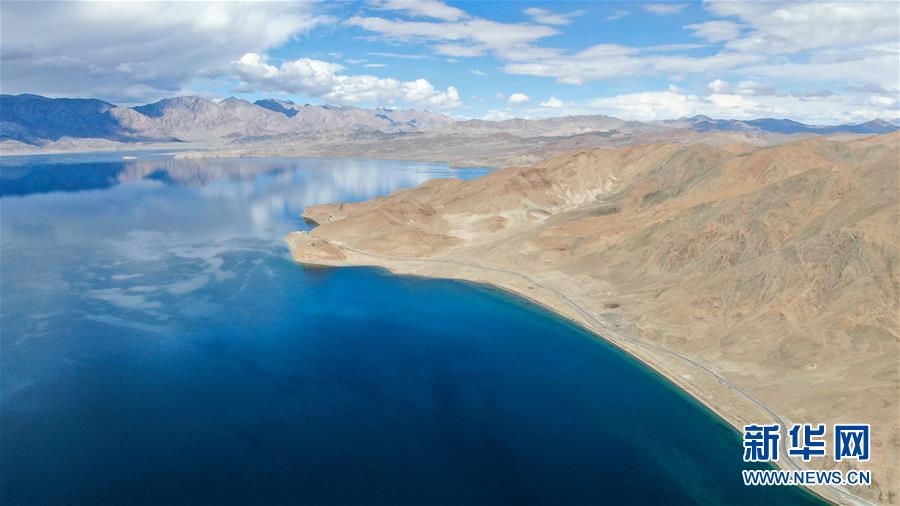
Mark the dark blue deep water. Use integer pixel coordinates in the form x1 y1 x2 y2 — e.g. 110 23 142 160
0 154 819 505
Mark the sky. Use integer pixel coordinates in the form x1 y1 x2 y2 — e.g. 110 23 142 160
1 0 898 124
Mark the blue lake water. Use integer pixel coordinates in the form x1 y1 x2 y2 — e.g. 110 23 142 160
0 154 819 504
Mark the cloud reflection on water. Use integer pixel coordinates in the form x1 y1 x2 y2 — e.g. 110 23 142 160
0 156 489 344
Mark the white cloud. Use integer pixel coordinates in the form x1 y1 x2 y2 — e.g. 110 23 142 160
735 80 776 96
345 13 559 62
470 69 487 76
366 51 430 60
372 0 466 21
685 20 741 43
648 52 765 76
482 109 512 121
585 88 899 124
540 97 564 108
523 7 586 26
0 1 331 102
434 44 486 57
645 43 705 52
741 46 900 89
791 89 835 99
707 79 730 94
346 15 557 49
606 9 630 21
503 44 644 84
232 53 340 95
709 1 899 54
232 53 461 109
706 93 759 116
846 84 895 95
870 95 897 107
645 3 689 16
508 93 531 104
589 91 700 121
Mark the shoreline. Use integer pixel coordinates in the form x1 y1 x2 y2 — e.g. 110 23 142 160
0 145 501 171
286 232 868 506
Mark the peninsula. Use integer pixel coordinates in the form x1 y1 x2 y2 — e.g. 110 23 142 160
289 133 900 505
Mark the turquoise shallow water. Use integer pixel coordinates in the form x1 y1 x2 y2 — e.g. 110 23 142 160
0 154 819 504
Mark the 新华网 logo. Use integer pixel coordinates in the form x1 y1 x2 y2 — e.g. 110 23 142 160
742 423 870 463
740 423 872 487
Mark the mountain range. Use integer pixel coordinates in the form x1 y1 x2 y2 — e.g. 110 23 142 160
663 114 898 135
0 94 454 146
1 93 896 150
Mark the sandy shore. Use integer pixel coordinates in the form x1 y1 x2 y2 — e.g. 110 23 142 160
286 231 875 506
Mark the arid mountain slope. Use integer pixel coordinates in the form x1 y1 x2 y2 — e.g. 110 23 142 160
290 134 900 504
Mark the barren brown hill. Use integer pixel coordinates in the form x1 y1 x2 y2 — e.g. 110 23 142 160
289 133 900 505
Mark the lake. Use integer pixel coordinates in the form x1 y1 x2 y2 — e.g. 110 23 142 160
0 154 819 504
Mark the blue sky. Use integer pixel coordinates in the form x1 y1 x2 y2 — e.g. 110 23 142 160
2 1 898 123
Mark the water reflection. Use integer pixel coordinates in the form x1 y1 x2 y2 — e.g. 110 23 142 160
0 155 488 354
1 156 488 241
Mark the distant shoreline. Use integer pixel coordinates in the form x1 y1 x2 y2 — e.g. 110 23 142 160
0 144 502 170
